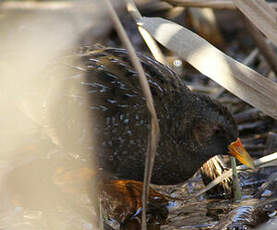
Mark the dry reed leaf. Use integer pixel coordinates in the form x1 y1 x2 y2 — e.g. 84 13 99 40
138 17 277 119
196 152 277 196
233 0 277 47
163 0 277 10
105 2 160 230
163 0 235 9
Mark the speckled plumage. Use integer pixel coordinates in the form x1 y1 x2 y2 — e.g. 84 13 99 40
48 47 238 185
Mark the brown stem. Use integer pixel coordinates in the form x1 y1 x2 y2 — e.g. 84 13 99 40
242 15 277 76
104 1 160 230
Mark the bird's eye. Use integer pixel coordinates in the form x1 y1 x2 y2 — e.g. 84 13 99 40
213 126 225 137
214 127 221 135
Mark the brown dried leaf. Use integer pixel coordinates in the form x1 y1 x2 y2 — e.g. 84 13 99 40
138 17 277 119
233 0 277 47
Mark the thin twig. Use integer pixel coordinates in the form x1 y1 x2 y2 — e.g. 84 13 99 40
104 1 160 230
234 108 262 124
0 0 111 11
99 200 104 230
0 1 74 10
243 49 259 66
125 0 168 65
162 0 277 10
125 0 142 20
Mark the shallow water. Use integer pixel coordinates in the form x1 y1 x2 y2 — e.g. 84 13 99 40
1 159 277 230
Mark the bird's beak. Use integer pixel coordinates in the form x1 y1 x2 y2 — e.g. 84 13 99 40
228 138 255 169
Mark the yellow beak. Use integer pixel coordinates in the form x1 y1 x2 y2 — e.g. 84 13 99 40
228 138 255 169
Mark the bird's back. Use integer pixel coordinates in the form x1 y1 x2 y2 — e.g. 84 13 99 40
44 47 196 183
28 47 236 185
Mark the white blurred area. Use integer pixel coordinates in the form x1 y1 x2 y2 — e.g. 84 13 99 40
0 1 122 229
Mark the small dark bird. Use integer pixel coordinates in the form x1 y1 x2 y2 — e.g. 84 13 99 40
43 47 254 185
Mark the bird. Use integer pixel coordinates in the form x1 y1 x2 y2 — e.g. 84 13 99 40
28 46 254 185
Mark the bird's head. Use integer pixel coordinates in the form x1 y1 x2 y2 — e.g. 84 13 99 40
188 94 254 169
